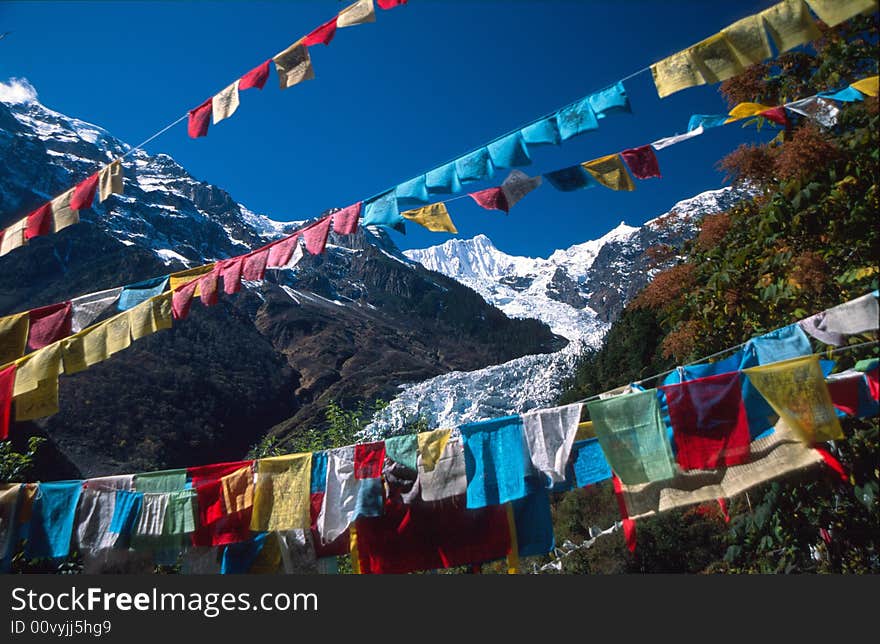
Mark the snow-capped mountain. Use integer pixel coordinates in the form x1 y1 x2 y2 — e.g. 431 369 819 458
367 186 749 436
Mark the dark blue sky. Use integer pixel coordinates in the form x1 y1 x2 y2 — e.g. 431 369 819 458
0 0 780 257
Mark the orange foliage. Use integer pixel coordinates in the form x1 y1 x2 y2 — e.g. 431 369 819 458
695 213 732 252
717 143 777 186
788 251 829 294
632 263 696 311
719 63 775 108
773 122 840 182
660 320 702 361
644 243 676 268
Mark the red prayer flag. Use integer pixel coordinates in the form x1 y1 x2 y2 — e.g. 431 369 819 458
866 368 878 401
661 371 751 470
813 446 848 483
190 480 254 547
70 173 100 210
377 0 407 8
25 203 53 240
28 302 72 350
611 474 636 553
760 106 788 126
469 187 510 213
199 273 219 307
303 17 338 46
187 98 213 139
827 376 861 416
620 145 661 180
217 257 244 295
302 217 332 255
171 281 198 320
239 60 271 91
0 364 15 440
266 234 299 268
354 495 511 574
332 202 362 235
354 442 385 479
242 248 269 281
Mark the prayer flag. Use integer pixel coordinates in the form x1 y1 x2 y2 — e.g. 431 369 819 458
786 96 840 128
316 446 358 543
199 273 218 307
303 17 338 46
97 160 123 202
354 442 385 479
302 216 332 255
0 312 29 365
745 355 844 443
0 364 15 440
70 288 122 333
570 438 613 487
721 14 773 67
27 481 82 559
588 81 630 118
70 172 100 210
460 415 532 508
501 169 542 208
239 60 271 90
511 488 555 557
760 106 789 126
487 132 531 168
799 293 878 346
51 188 79 232
217 256 245 294
544 165 596 192
746 323 812 365
587 389 676 485
212 81 240 124
804 0 876 27
728 102 775 121
187 98 212 138
363 190 403 228
242 248 269 281
651 49 705 99
661 371 752 470
582 154 635 191
13 343 62 397
688 114 731 131
689 33 744 84
171 280 198 321
118 276 169 311
384 434 418 471
520 403 582 485
620 145 661 180
273 42 315 90
401 202 458 233
555 96 599 140
333 202 361 234
454 147 494 183
418 428 451 471
337 0 376 28
469 187 509 213
760 0 821 53
395 175 430 205
850 75 879 97
28 302 72 351
0 218 27 256
419 437 467 502
25 203 52 240
521 116 560 146
818 86 865 102
425 161 462 194
250 453 312 531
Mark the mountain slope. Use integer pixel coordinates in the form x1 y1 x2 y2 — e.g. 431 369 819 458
0 80 562 476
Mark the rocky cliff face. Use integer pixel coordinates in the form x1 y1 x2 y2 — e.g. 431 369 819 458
0 80 561 477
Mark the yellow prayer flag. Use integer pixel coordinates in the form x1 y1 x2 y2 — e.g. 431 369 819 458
582 154 636 192
82 323 110 369
128 293 172 341
651 49 705 99
760 0 822 53
169 264 215 296
401 202 458 234
98 160 124 203
722 14 773 67
337 0 376 28
14 376 59 421
851 75 879 97
272 41 315 90
13 343 62 397
417 428 451 472
250 453 312 532
575 421 595 442
689 33 744 84
727 101 774 121
744 355 843 443
805 0 877 27
60 333 88 375
51 189 80 233
0 217 27 257
220 466 255 514
0 312 29 366
105 312 132 357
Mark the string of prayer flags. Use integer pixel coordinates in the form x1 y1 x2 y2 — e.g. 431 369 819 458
661 371 752 470
582 154 636 192
337 0 377 28
187 98 213 138
798 292 879 346
620 145 661 180
401 202 458 233
212 81 241 125
761 0 822 53
273 42 316 90
745 355 844 443
587 389 676 485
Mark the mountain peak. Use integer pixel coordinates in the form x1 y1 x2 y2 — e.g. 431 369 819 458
0 77 38 105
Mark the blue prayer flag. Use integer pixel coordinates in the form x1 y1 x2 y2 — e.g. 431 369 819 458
363 190 404 229
556 96 599 141
571 438 612 487
395 175 430 205
26 481 83 560
687 114 728 132
746 323 813 366
544 165 597 192
425 161 462 194
521 116 561 146
589 82 630 119
221 532 270 574
487 132 531 169
310 451 328 494
454 147 495 183
118 276 169 311
512 487 555 557
460 415 531 509
818 86 864 102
